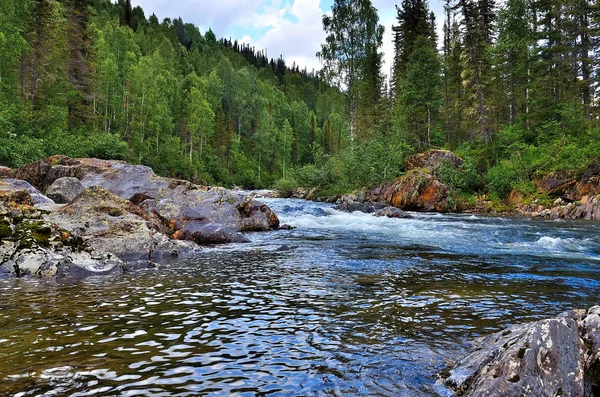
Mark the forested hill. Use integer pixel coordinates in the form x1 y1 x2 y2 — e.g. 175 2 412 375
2 0 600 205
0 0 347 187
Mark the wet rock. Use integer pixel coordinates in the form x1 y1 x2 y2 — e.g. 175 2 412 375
444 307 600 397
279 224 295 230
172 222 249 245
0 179 54 205
0 203 123 278
338 201 378 213
379 169 450 212
45 177 84 204
374 207 411 219
336 192 385 213
404 149 463 172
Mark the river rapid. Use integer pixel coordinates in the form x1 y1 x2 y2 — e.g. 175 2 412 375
1 197 600 396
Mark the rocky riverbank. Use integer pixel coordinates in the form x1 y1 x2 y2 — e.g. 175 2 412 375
0 156 280 278
291 149 600 222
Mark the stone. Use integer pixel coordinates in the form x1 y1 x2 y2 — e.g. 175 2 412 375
404 149 463 172
45 177 84 204
379 169 450 212
443 307 600 397
47 186 196 261
374 207 411 219
0 179 54 205
0 203 123 278
8 156 280 243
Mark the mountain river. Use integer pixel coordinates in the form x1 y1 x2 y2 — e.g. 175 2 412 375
1 197 600 396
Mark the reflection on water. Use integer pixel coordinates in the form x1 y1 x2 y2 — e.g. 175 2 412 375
1 198 600 396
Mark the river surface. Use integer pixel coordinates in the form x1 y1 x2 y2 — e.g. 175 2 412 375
1 198 600 396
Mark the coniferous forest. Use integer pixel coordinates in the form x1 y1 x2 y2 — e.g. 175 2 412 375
1 0 600 205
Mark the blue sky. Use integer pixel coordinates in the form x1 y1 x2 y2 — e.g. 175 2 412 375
131 0 447 76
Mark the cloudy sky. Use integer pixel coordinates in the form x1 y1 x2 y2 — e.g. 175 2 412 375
130 0 446 77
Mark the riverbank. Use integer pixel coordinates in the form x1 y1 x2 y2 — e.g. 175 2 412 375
282 149 600 222
0 156 280 278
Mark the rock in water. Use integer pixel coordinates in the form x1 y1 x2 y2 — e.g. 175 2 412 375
443 307 600 397
374 207 411 219
6 156 280 247
45 177 84 204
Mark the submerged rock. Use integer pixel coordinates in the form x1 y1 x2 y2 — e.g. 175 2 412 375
45 177 84 204
443 307 600 397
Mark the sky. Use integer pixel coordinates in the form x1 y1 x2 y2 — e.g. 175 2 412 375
130 0 446 78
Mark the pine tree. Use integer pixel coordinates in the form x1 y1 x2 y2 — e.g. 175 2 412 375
318 0 384 142
67 0 95 129
391 0 432 95
458 0 495 143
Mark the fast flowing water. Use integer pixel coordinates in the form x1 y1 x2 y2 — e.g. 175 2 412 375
1 198 600 396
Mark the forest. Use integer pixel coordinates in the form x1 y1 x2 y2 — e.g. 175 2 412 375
1 0 599 206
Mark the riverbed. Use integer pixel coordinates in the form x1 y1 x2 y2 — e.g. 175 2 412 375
1 198 599 396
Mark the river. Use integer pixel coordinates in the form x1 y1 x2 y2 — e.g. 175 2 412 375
1 198 600 396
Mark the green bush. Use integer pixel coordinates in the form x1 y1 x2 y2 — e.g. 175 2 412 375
486 161 519 199
274 178 299 197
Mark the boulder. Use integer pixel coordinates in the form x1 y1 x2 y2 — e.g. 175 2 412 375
404 149 463 172
379 169 450 212
443 307 600 397
6 156 280 241
374 207 411 219
45 177 84 204
335 192 385 213
0 203 123 278
0 179 54 205
47 186 195 260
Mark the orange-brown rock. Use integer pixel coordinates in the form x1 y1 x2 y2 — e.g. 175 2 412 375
404 149 463 172
379 169 450 212
534 161 600 201
0 166 15 179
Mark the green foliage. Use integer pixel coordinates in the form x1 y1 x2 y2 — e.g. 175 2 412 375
485 161 519 199
274 178 299 198
437 158 485 194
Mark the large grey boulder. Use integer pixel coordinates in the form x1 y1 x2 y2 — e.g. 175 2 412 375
0 202 123 278
47 186 197 260
443 307 600 397
45 177 84 204
6 156 280 240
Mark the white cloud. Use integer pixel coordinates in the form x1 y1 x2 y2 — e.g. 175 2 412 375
253 0 326 72
131 0 259 37
380 14 396 83
130 0 446 75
